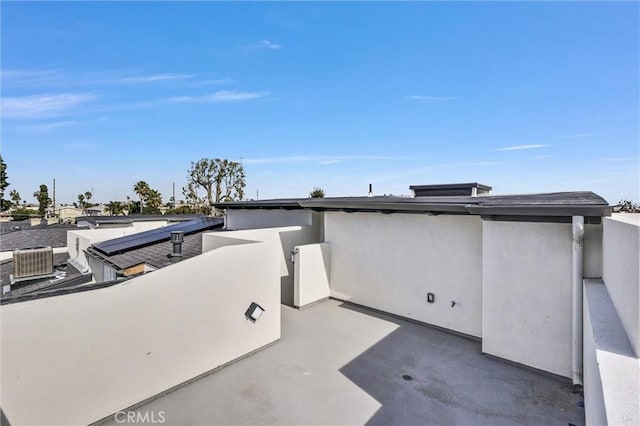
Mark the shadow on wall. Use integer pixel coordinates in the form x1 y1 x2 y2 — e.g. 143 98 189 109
335 303 584 426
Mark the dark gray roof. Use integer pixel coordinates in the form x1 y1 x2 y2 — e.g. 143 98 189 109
88 232 208 270
0 220 32 234
0 225 76 251
77 214 207 226
0 253 90 298
215 191 611 217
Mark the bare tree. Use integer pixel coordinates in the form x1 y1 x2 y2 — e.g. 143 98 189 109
186 158 246 207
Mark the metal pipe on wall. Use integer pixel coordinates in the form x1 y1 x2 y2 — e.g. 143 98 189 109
572 215 585 386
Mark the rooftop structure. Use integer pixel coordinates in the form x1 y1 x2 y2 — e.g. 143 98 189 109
100 300 585 425
0 253 90 299
0 183 637 426
0 223 76 251
410 182 492 197
76 214 207 229
85 218 223 280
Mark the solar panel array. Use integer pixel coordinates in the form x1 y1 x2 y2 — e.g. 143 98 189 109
92 218 223 256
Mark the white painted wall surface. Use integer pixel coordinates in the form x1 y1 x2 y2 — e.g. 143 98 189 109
482 221 573 378
0 240 281 426
76 219 169 230
294 243 331 308
583 223 603 279
583 279 639 426
324 212 483 337
603 214 640 356
583 283 606 426
203 225 322 306
130 220 170 232
67 228 136 273
225 209 312 230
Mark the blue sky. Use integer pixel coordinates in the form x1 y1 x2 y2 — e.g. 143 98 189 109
2 2 638 205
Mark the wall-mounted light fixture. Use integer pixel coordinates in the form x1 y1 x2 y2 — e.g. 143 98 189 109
245 302 265 322
290 248 299 264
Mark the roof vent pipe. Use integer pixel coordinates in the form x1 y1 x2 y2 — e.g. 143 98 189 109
368 183 373 197
170 231 184 262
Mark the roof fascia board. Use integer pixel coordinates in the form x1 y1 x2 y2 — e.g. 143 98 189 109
466 205 611 217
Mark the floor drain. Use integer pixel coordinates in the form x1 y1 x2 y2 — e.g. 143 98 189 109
402 374 413 381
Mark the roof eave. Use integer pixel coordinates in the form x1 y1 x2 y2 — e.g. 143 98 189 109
298 200 470 213
466 205 612 217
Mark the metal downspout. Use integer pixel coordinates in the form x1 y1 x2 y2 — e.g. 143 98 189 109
572 216 585 387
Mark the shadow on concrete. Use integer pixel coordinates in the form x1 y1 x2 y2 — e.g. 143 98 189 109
336 302 585 426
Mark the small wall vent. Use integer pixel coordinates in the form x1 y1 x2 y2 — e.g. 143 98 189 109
12 247 54 279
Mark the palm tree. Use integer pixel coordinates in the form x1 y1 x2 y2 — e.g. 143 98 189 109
106 201 124 216
143 189 163 214
133 181 150 212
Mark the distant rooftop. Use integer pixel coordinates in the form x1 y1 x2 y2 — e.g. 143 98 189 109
0 253 90 299
0 224 77 251
77 214 207 226
86 218 223 272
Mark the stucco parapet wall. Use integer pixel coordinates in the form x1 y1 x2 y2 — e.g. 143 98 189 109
215 192 611 217
583 279 639 426
607 213 640 226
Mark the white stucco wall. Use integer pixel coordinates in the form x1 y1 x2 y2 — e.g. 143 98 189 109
324 212 483 337
76 219 169 230
203 225 322 306
482 221 573 378
294 243 331 308
225 209 312 230
583 223 603 279
583 279 639 426
0 240 281 426
603 214 640 356
130 220 170 232
67 228 137 274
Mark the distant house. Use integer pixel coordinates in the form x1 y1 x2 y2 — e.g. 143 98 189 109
56 206 84 223
85 205 106 216
76 214 206 229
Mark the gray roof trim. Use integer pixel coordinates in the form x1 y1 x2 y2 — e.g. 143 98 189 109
299 199 470 213
215 191 611 217
213 199 306 210
465 204 611 217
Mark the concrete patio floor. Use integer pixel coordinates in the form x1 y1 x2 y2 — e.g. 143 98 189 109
101 299 584 425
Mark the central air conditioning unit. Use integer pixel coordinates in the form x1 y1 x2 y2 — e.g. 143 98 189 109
12 246 54 280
